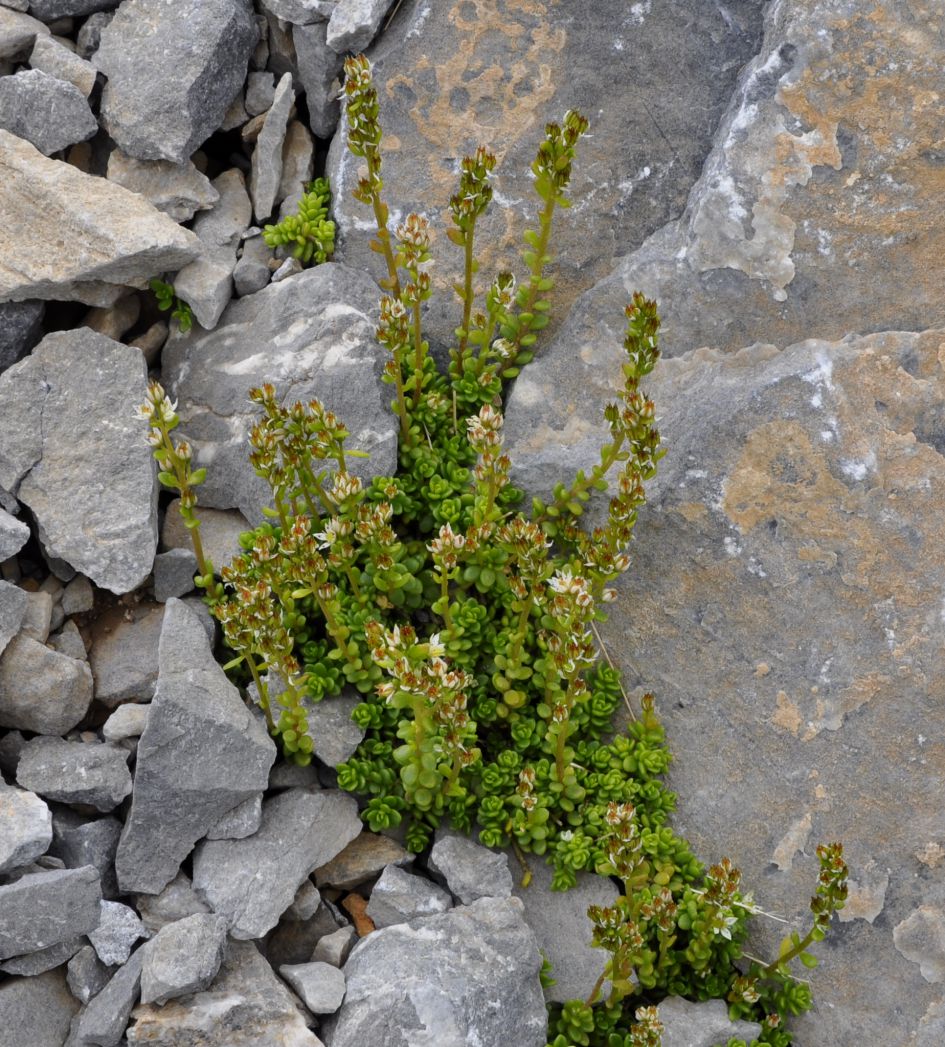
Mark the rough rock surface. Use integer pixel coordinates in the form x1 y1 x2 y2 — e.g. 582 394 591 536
0 8 49 59
0 329 158 592
304 689 364 768
327 0 764 348
128 940 325 1046
0 968 80 1047
322 897 546 1047
0 69 97 154
0 865 101 960
162 263 397 523
428 832 513 905
161 498 250 574
105 151 219 223
0 635 93 735
0 301 44 375
0 579 28 656
366 863 452 929
48 807 121 900
16 737 132 812
70 946 144 1047
88 900 146 966
0 785 52 876
192 788 361 939
28 34 98 97
27 1 120 19
261 0 335 24
293 20 342 138
0 936 85 978
66 944 112 1005
249 71 294 221
0 130 200 306
139 912 228 1005
93 0 258 163
325 0 391 54
115 599 276 894
279 960 345 1014
658 997 761 1047
88 602 164 706
134 872 210 934
313 831 410 890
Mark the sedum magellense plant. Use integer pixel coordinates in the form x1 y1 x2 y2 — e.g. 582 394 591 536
140 53 847 1046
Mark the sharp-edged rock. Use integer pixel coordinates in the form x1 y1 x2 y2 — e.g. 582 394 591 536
0 865 101 961
0 301 44 375
261 0 335 25
305 688 364 768
0 7 49 60
311 924 355 967
278 960 345 1014
0 579 28 656
249 71 294 222
17 736 132 812
102 703 150 743
326 0 391 54
67 943 113 1005
48 807 121 900
233 234 272 296
88 900 146 966
205 793 262 841
366 863 452 929
138 912 228 1005
152 548 197 603
161 499 250 575
0 968 80 1047
428 831 513 905
293 20 342 138
0 784 52 876
313 831 410 891
134 872 210 934
105 150 219 223
28 1 120 19
0 69 97 155
0 635 93 735
245 70 276 116
277 119 314 210
0 935 83 976
70 946 144 1047
29 33 97 97
658 997 761 1047
60 574 94 616
88 602 164 707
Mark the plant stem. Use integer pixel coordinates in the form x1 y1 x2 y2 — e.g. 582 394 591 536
411 299 424 410
457 223 477 363
246 654 275 733
365 144 401 298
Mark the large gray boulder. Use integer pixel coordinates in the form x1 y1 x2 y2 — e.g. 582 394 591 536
0 865 101 961
105 150 219 223
0 329 158 593
192 788 361 939
93 0 258 163
0 69 97 155
115 599 276 894
162 263 397 524
321 897 546 1047
0 130 200 306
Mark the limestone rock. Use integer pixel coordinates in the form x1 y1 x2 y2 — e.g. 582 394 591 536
115 599 276 894
88 900 146 966
61 574 94 616
0 329 158 592
0 301 43 375
162 263 397 524
28 1 120 19
366 864 452 929
0 968 80 1047
233 234 272 297
250 71 294 222
0 635 93 736
0 865 101 961
152 548 197 603
71 946 144 1047
139 913 228 1005
161 499 250 575
66 944 113 1005
134 872 210 934
75 10 113 59
105 150 219 223
0 130 200 306
205 793 262 841
321 897 546 1047
293 20 342 138
314 831 410 890
94 0 258 163
88 602 164 706
0 579 27 656
16 737 132 812
0 785 52 876
29 34 97 97
305 688 364 768
0 69 97 155
658 997 761 1047
192 788 361 939
245 70 276 116
278 960 345 1014
428 832 513 904
261 0 335 24
48 807 121 900
311 925 355 967
278 119 315 211
326 0 391 54
0 8 49 60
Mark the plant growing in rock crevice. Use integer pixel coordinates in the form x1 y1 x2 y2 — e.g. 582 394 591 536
140 52 847 1046
262 176 336 266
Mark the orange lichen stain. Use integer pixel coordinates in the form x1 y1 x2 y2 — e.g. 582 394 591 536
676 501 708 523
754 662 770 677
773 690 801 736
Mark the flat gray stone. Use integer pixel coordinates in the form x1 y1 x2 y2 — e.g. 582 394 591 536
0 301 44 375
250 71 294 222
17 737 132 813
102 703 150 742
233 234 271 297
0 130 199 306
260 0 335 25
75 10 113 59
279 960 345 1014
115 599 276 894
71 946 144 1047
428 832 513 905
88 602 164 707
245 70 275 116
139 912 228 1005
162 263 396 524
0 330 158 592
0 968 80 1047
67 944 113 1005
19 589 52 642
0 68 96 154
0 934 83 976
93 0 258 163
89 900 146 966
0 579 27 656
658 997 762 1047
366 863 452 929
106 150 219 223
325 0 390 54
48 807 121 899
285 880 321 921
0 7 49 61
192 788 361 939
277 119 315 208
293 21 342 138
0 865 101 961
306 689 364 768
205 793 262 841
314 831 410 891
61 574 94 616
0 784 52 875
0 635 93 735
48 620 88 661
134 872 210 934
311 924 355 967
128 940 325 1046
321 897 546 1047
29 33 97 96
152 548 197 603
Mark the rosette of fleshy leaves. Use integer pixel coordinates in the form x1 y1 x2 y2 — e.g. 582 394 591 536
262 177 336 266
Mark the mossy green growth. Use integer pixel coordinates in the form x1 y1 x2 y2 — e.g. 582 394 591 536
150 277 194 333
262 176 336 266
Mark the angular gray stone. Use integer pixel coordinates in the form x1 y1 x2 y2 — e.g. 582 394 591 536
277 119 314 209
268 759 321 791
261 0 335 24
314 831 410 891
205 793 262 841
0 579 27 656
17 737 132 813
0 934 83 976
512 855 617 1004
0 968 80 1047
152 548 197 603
29 33 97 96
233 234 271 296
102 702 150 742
0 130 200 306
192 788 361 939
115 598 276 894
250 71 294 222
134 872 210 934
48 620 88 661
246 70 276 116
29 1 120 19
326 0 390 54
89 900 146 966
0 7 49 60
88 602 164 707
75 9 113 59
293 21 342 138
139 912 228 1005
0 784 52 875
161 499 250 575
0 68 97 155
19 589 52 642
82 292 142 343
321 897 546 1047
279 960 345 1014
0 865 101 960
0 301 43 375
366 863 452 929
311 924 355 967
105 150 219 223
658 997 762 1047
0 330 158 592
428 832 513 905
48 807 121 899
93 0 259 163
285 879 321 921
306 689 364 768
67 944 113 1005
0 635 93 735
163 263 397 524
128 940 325 1046
271 255 303 282
72 946 144 1047
61 574 94 616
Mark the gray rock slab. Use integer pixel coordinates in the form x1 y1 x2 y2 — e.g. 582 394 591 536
61 574 94 615
658 997 761 1047
0 784 52 875
88 602 164 707
264 896 344 969
305 689 364 768
325 0 390 54
139 912 228 1005
0 7 49 60
0 579 27 656
67 944 113 1005
245 70 275 116
19 589 52 642
293 20 342 138
0 934 83 976
75 10 113 60
0 330 157 591
279 960 345 1014
115 598 276 894
17 736 132 813
321 897 546 1047
161 499 250 574
511 854 617 1004
366 863 452 929
134 872 210 934
0 301 44 375
48 620 88 661
277 119 314 207
29 2 120 19
0 967 80 1047
311 924 355 967
233 234 271 296
0 68 97 154
313 831 410 890
428 831 513 905
105 150 219 223
192 788 361 939
162 263 396 524
285 880 321 921
128 940 325 1046
93 0 258 163
152 548 197 603
0 130 200 306
82 292 142 343
29 33 97 96
250 71 294 222
0 634 93 735
48 807 121 899
191 168 253 251
261 0 335 24
0 865 101 960
102 703 150 742
204 793 262 841
71 946 144 1047
88 900 146 966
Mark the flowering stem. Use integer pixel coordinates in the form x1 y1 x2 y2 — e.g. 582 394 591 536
457 222 477 363
246 653 275 733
